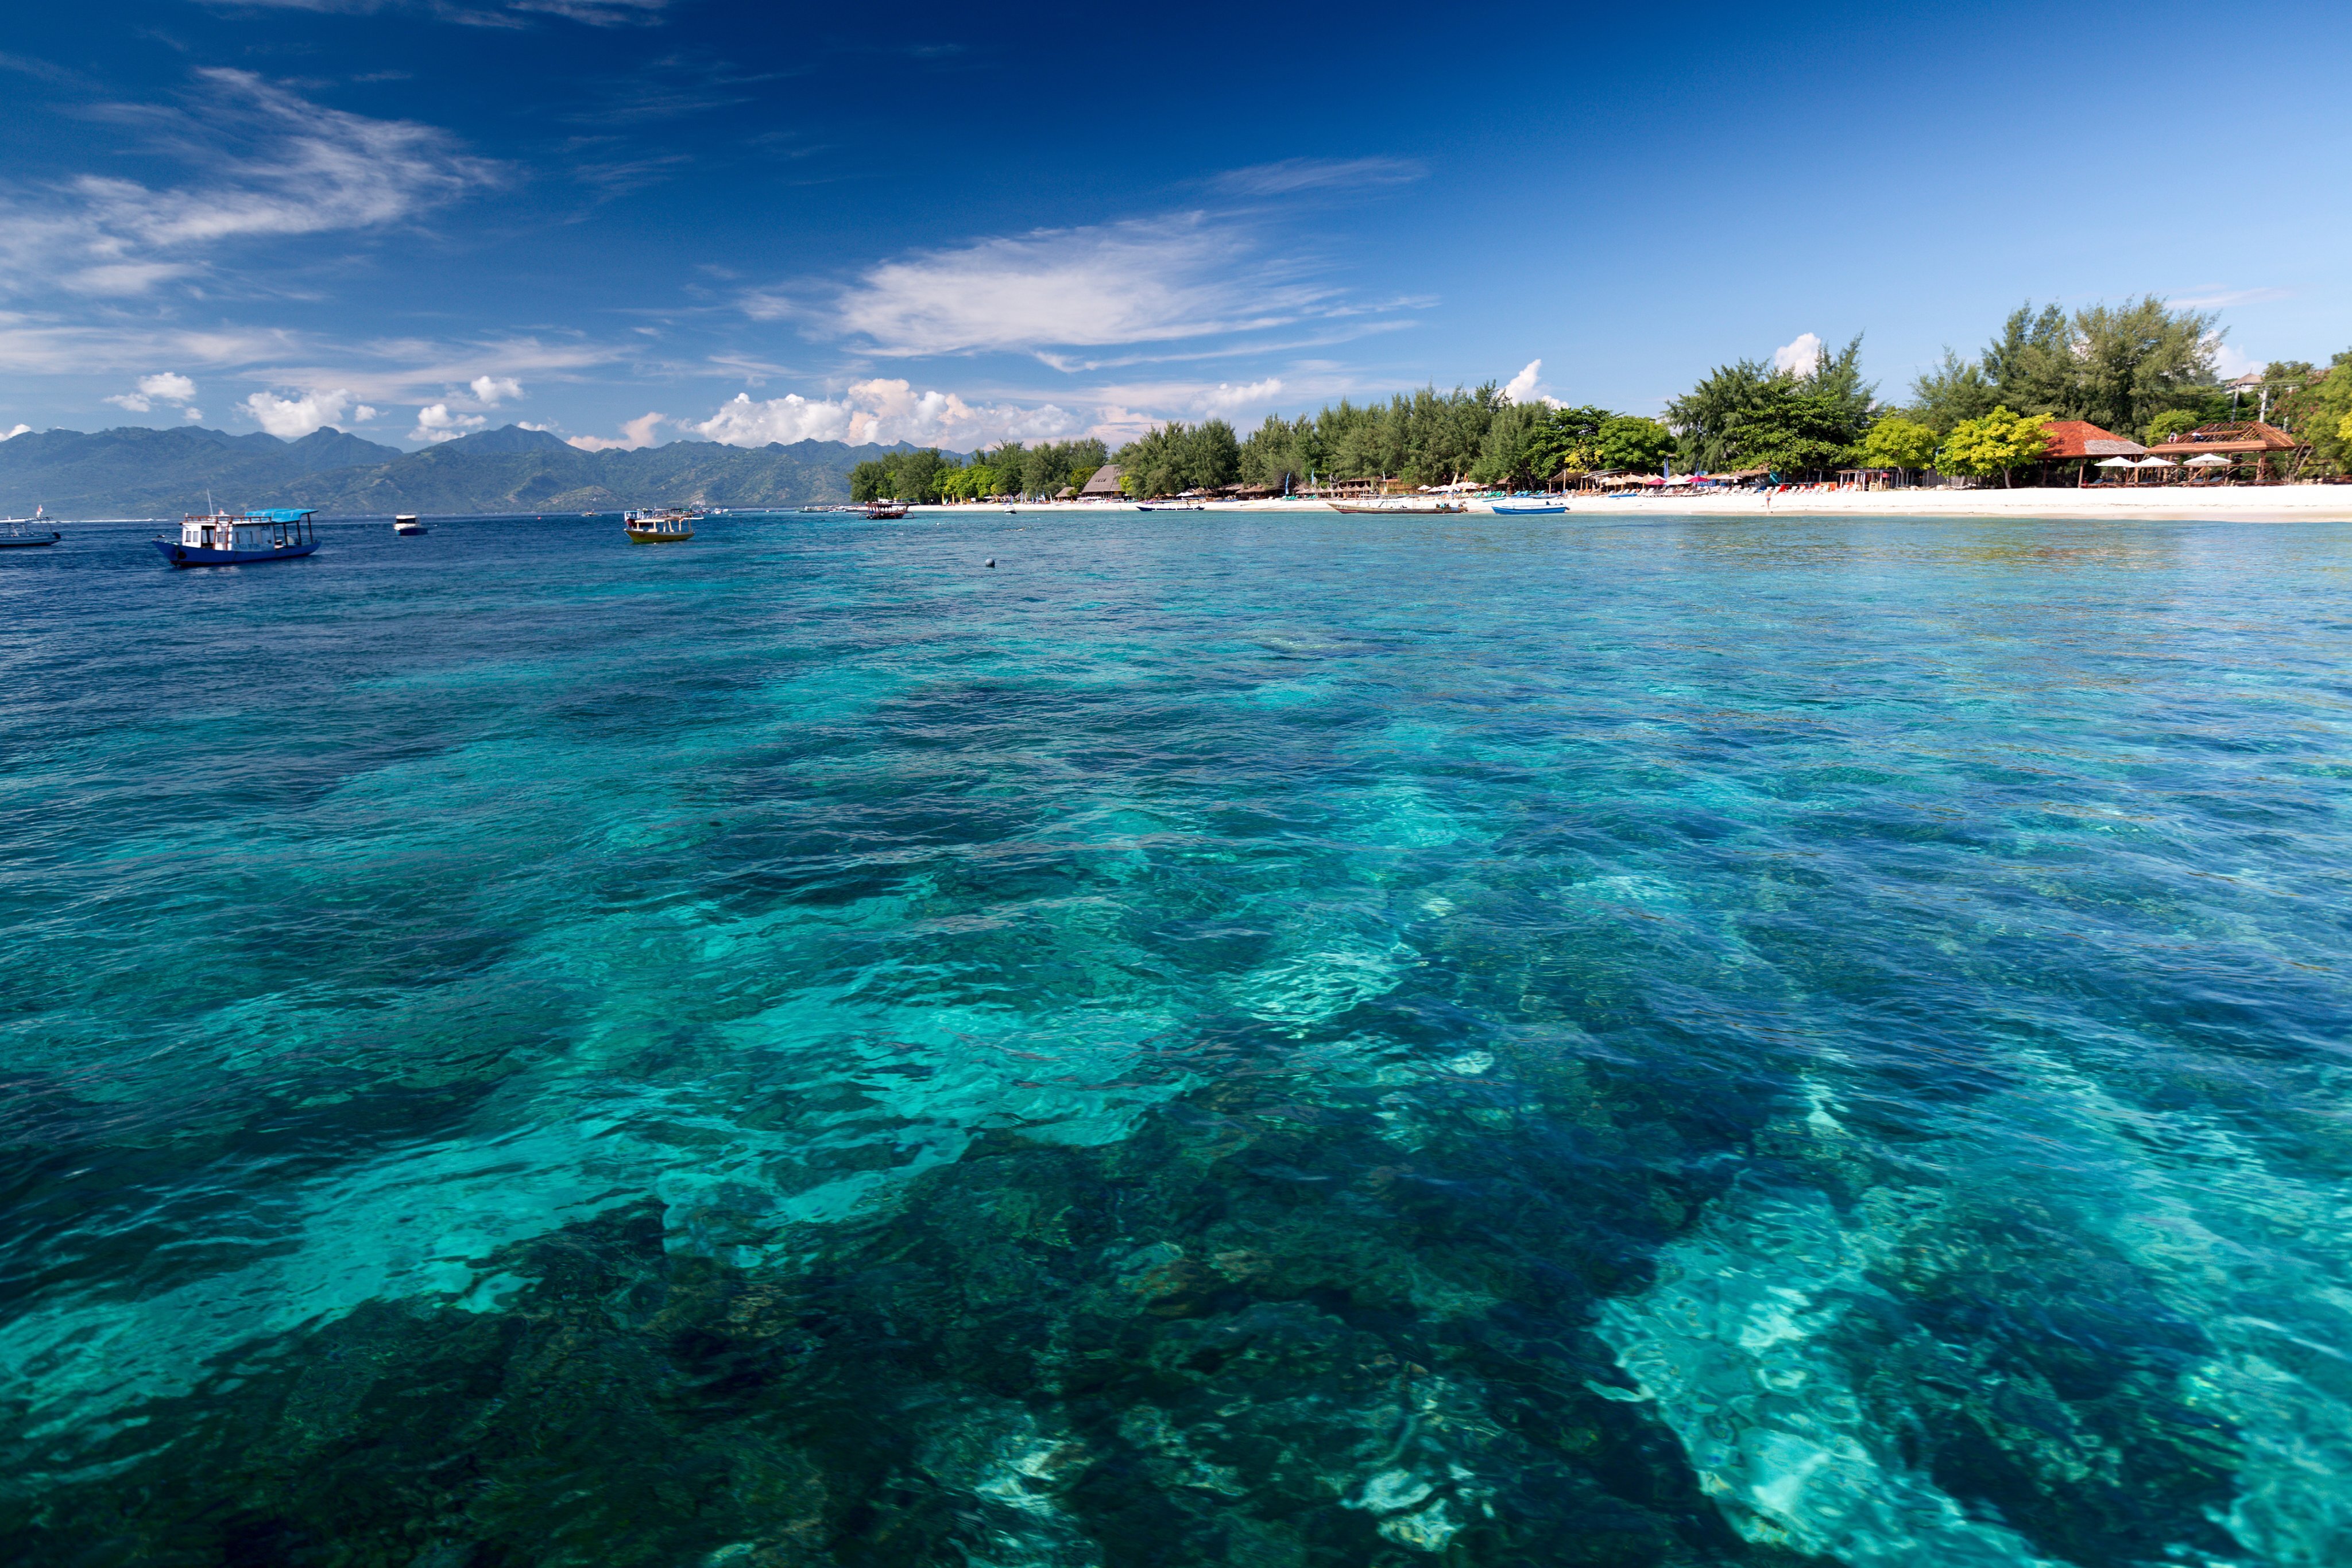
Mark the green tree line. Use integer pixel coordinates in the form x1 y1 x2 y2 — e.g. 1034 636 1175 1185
1110 389 1678 498
850 439 1108 504
858 299 2352 501
1890 299 2351 479
1659 298 2350 481
1908 297 2227 443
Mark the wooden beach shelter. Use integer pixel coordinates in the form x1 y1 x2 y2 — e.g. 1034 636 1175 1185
1080 463 1126 498
2145 421 2307 483
2032 420 2144 486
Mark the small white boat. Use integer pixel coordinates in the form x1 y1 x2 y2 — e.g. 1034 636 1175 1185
2 505 62 548
393 514 427 536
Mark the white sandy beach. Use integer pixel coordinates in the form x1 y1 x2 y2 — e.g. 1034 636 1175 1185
915 486 2352 521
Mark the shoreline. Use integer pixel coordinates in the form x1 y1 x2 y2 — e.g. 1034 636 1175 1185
910 486 2352 521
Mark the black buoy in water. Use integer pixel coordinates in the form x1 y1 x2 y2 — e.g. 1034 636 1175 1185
985 557 996 568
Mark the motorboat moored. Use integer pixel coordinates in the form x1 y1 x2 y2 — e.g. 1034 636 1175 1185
1490 502 1568 514
153 508 320 567
624 506 698 543
394 514 427 535
1 508 61 548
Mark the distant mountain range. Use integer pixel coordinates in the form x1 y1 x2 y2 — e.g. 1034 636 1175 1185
0 424 956 517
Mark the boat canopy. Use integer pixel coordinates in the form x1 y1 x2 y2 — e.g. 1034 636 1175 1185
252 508 315 522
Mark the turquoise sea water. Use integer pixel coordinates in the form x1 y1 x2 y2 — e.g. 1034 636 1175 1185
4 510 2351 1567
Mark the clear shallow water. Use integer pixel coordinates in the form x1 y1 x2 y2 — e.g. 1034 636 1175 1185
3 510 2350 1567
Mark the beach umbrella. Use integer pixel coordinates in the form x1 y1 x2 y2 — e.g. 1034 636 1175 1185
2095 456 2136 468
2185 453 2230 467
2136 456 2177 468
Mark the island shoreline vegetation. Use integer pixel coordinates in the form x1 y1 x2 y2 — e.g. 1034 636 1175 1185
849 297 2352 502
8 296 2347 514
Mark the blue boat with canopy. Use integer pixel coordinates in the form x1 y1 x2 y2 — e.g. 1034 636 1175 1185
153 508 320 568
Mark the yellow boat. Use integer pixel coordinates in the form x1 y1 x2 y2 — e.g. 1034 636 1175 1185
624 506 697 543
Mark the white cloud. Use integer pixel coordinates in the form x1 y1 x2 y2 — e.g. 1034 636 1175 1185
1773 333 1824 378
0 315 300 377
1085 405 1152 444
0 323 612 422
107 370 200 412
2211 343 2263 380
1211 157 1425 197
354 404 378 421
508 0 672 24
2 424 29 440
0 69 497 301
805 216 1334 357
2168 284 2289 309
468 374 523 405
516 420 555 431
693 393 846 445
1503 359 1545 404
692 380 1080 451
1196 378 1283 415
64 263 192 297
244 336 609 404
567 411 666 451
411 402 489 442
184 406 202 421
243 387 359 438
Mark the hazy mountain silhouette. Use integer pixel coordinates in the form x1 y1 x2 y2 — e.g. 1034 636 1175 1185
0 424 954 515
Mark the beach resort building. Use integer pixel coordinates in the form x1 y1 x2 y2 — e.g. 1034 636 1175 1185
2029 421 2146 485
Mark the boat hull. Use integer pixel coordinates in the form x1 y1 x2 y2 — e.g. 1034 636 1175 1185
152 539 320 568
625 528 694 544
1329 504 1463 514
1491 504 1568 514
0 532 62 548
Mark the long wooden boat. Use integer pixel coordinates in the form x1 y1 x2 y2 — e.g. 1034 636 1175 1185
1329 502 1464 514
624 506 698 543
863 502 909 519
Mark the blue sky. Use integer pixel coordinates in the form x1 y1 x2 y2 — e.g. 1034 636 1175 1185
4 0 2348 452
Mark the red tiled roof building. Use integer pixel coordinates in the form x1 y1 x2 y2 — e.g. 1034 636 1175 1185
2036 420 2145 460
